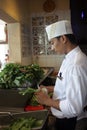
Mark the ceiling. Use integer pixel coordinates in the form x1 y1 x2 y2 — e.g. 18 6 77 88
0 9 17 23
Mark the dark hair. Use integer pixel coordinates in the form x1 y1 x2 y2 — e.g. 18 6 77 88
65 34 78 45
56 34 78 45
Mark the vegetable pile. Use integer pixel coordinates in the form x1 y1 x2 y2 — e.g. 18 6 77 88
3 117 43 130
0 63 44 89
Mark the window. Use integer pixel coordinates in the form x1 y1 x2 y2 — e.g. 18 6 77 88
0 19 7 43
0 19 9 69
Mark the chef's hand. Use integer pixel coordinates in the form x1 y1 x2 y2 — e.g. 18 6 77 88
35 90 60 110
35 90 51 106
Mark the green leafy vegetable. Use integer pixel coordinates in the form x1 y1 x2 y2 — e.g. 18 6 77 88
19 87 38 95
0 63 44 89
19 87 39 106
3 117 43 130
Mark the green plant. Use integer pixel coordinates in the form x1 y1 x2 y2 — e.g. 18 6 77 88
0 63 44 89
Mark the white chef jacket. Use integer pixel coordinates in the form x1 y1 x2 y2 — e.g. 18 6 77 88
51 46 87 119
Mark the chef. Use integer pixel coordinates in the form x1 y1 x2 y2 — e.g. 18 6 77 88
35 20 87 130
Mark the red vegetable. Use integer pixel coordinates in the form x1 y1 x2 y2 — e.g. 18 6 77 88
24 105 45 111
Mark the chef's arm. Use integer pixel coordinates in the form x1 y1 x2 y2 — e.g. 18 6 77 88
45 97 61 110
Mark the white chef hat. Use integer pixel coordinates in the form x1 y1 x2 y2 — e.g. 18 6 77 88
46 20 73 41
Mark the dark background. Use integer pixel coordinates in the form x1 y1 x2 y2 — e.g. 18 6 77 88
70 0 87 54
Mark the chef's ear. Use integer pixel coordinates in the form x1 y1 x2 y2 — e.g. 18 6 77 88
60 35 68 44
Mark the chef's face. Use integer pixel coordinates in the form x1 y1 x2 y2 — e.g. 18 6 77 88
50 36 66 54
